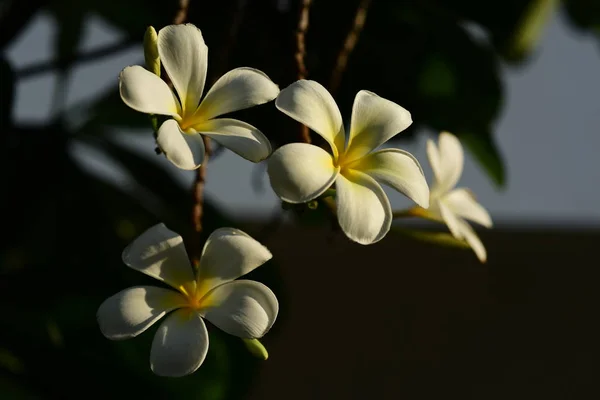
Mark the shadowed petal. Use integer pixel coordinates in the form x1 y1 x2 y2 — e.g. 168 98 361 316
267 143 339 203
156 120 205 170
119 65 181 117
150 309 209 377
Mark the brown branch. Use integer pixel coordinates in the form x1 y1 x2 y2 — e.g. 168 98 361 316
329 0 372 95
173 0 191 25
295 0 313 144
191 137 212 267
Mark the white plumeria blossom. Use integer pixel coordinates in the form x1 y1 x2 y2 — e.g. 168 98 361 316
426 132 493 262
119 23 280 170
97 223 278 377
267 80 430 245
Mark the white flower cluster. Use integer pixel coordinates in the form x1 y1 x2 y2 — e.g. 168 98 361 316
98 23 493 377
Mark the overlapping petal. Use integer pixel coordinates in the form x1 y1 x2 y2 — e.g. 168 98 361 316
454 218 487 263
444 189 492 228
196 228 272 298
275 80 345 157
97 286 187 340
195 118 271 162
156 120 206 170
336 169 392 244
427 132 464 194
345 90 412 162
348 149 429 208
200 280 278 339
267 143 339 203
196 67 279 120
150 309 209 377
158 24 208 117
121 223 196 293
119 66 181 117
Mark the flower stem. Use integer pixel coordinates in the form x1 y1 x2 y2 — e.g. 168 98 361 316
392 206 438 222
295 0 313 144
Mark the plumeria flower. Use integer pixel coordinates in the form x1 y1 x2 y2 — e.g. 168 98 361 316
97 224 278 377
426 132 493 262
119 23 279 170
267 80 429 245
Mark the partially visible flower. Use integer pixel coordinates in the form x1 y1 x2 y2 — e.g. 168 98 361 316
426 132 493 262
267 80 429 245
120 24 279 170
97 224 278 377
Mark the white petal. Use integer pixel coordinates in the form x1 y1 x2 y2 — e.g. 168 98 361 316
150 309 209 377
456 218 487 263
119 65 181 117
196 67 279 120
122 223 196 293
158 24 208 117
336 169 392 245
200 280 278 339
348 148 430 208
439 201 464 240
196 228 272 298
345 90 412 162
267 143 339 203
194 118 271 162
428 132 464 193
444 188 492 228
275 80 345 158
156 120 205 170
97 286 186 340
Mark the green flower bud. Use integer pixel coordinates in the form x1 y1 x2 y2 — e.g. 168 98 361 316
143 26 161 76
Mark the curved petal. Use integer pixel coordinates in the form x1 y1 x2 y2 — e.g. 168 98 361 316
119 65 181 117
345 90 412 162
194 118 271 162
348 148 430 208
445 188 492 228
275 80 345 158
439 201 464 240
456 219 487 263
150 309 209 377
156 120 205 170
429 132 464 193
122 223 196 293
158 24 208 117
196 228 272 298
200 280 278 339
97 286 186 340
196 67 279 120
336 169 392 245
267 143 339 203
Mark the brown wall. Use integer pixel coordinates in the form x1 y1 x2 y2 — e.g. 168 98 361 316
242 224 599 400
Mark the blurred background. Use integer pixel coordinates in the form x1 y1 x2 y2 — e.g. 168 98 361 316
1 0 599 399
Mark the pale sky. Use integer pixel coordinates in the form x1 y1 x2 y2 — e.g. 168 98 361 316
6 9 600 224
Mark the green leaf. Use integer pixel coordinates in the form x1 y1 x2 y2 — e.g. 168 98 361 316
459 131 506 187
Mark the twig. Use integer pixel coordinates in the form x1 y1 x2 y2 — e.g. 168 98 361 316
295 0 313 143
329 0 372 95
191 137 212 266
173 0 190 25
16 40 137 79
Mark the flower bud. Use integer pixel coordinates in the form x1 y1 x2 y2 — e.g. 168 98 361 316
143 26 161 76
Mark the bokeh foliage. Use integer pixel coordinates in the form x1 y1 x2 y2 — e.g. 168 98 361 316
0 0 598 398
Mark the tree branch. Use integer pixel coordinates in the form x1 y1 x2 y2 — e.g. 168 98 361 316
295 0 313 143
329 0 372 95
173 0 190 25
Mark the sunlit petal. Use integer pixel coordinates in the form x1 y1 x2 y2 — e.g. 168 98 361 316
150 309 209 377
267 143 339 203
200 280 278 339
196 228 272 298
275 80 345 157
348 148 429 208
194 118 271 162
122 223 196 293
345 90 412 162
196 67 279 120
158 24 208 116
156 120 205 170
97 286 186 340
428 132 464 193
444 188 492 228
455 218 487 263
119 66 181 117
336 169 392 244
438 201 464 240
